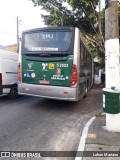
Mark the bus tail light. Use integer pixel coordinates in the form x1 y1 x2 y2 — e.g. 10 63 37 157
18 63 22 82
0 73 2 85
70 64 78 86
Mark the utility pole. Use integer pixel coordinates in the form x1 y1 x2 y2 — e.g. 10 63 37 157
17 16 19 53
105 0 119 40
103 0 120 132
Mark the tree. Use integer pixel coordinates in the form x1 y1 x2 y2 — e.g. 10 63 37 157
31 0 105 64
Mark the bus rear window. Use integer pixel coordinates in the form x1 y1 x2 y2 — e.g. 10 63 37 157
23 31 73 52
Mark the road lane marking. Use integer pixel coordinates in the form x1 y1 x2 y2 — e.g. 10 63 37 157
75 116 96 160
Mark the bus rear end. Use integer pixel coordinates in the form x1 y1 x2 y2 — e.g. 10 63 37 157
18 27 79 101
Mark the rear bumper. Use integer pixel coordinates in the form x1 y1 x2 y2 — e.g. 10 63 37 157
18 83 78 101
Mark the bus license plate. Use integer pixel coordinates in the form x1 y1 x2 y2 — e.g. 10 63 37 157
40 80 50 84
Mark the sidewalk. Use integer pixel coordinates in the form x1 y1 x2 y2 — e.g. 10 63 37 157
82 113 120 159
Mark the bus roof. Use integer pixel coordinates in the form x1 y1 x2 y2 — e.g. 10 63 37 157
22 26 76 33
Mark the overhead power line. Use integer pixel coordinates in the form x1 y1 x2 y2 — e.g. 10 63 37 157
0 28 17 36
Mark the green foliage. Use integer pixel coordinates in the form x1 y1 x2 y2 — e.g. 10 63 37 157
30 0 106 65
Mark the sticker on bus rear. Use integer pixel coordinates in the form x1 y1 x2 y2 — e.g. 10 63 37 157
26 73 31 78
31 73 36 78
42 63 48 71
56 68 61 75
49 63 54 69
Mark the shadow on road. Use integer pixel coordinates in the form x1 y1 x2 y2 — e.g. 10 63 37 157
30 85 103 116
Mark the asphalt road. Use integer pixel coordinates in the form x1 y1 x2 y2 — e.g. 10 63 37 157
0 86 102 160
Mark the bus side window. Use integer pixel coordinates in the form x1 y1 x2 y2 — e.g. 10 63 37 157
80 42 84 60
80 42 85 77
87 54 92 76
